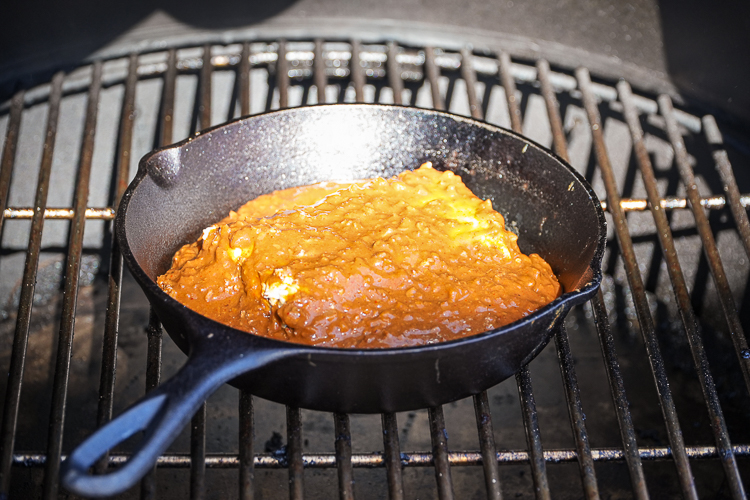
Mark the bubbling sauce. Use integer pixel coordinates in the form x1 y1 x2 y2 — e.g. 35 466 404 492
157 164 561 348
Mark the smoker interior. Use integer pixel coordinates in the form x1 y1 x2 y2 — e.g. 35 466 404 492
0 41 749 499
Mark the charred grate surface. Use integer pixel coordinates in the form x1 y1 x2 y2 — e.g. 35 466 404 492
0 40 749 499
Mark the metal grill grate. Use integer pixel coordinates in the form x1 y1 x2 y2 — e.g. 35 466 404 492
0 40 749 499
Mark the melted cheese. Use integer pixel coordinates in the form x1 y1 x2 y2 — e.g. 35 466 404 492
157 164 561 348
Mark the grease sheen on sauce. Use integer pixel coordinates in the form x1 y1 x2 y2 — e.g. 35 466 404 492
157 164 561 348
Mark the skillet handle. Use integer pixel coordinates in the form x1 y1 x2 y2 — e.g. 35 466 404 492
61 345 285 498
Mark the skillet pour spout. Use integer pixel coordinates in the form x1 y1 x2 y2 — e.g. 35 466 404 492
62 104 606 497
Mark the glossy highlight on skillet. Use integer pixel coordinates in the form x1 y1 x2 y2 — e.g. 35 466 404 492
157 163 561 347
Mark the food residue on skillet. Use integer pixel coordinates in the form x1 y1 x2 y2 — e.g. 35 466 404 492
157 163 561 348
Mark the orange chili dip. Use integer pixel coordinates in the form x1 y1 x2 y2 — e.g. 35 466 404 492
157 164 561 348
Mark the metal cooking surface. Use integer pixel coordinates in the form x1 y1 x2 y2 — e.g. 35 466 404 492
0 40 749 499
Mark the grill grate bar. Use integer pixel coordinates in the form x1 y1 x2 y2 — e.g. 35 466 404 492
94 52 138 474
703 115 750 258
141 47 176 499
428 406 455 500
423 47 444 111
239 392 254 500
0 87 30 497
536 60 568 163
41 60 103 499
496 52 520 131
349 40 365 104
189 45 214 500
538 61 648 499
381 413 405 500
276 64 305 500
276 41 289 109
601 195 750 211
5 192 749 221
0 93 24 489
142 311 164 500
237 40 255 500
239 42 251 117
0 91 24 229
324 56 355 495
497 53 522 134
515 370 551 500
190 405 207 500
314 39 327 104
108 55 138 209
379 42 410 500
472 392 503 500
334 413 354 500
13 443 750 469
554 327 600 499
199 44 213 131
576 67 699 500
657 94 747 498
160 49 177 147
504 53 600 499
387 42 404 105
459 49 481 119
286 407 305 500
590 292 649 499
460 47 551 500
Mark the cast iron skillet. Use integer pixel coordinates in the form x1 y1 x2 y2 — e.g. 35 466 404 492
62 104 606 497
